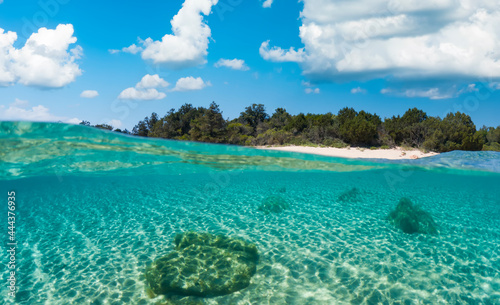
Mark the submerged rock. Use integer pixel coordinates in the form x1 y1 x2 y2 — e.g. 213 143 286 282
258 195 289 214
337 187 362 203
387 198 438 234
145 232 259 298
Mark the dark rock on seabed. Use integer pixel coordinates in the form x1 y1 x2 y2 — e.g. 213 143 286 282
145 232 259 298
258 195 289 214
387 197 438 234
337 187 363 203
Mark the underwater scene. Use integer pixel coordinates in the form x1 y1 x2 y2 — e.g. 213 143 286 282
1 122 500 305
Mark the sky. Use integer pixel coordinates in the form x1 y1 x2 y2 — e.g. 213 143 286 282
0 0 499 130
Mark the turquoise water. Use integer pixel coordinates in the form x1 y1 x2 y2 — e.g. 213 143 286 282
1 122 499 304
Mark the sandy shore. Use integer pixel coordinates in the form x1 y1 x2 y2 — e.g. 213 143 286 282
255 145 439 160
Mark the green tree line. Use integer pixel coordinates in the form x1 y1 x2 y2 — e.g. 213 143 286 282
81 102 500 153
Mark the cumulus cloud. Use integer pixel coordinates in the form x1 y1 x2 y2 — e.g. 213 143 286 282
0 24 82 88
122 44 143 54
80 90 99 98
214 58 249 70
259 40 306 63
118 74 169 100
172 76 209 92
118 88 166 100
262 0 500 85
263 0 273 8
351 87 367 94
136 74 169 89
138 0 218 68
0 99 79 122
305 88 320 94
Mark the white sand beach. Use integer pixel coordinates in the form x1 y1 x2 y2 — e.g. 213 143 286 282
256 145 439 160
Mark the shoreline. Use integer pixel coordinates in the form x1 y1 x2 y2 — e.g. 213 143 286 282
255 145 439 160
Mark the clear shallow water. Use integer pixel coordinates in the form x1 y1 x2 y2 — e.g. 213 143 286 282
1 122 499 304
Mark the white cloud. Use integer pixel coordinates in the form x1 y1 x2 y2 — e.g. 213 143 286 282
12 98 29 107
66 118 81 124
490 82 500 90
109 44 144 55
381 87 454 100
136 74 169 89
139 0 218 68
122 44 143 54
0 99 79 123
214 58 249 71
457 83 479 95
381 82 491 99
118 74 169 100
261 0 500 84
305 88 320 94
0 24 82 88
259 40 306 63
302 80 319 94
351 87 367 94
118 88 166 100
172 76 209 91
80 90 99 98
108 119 122 129
263 0 273 8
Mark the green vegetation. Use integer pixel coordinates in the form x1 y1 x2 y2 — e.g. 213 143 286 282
81 103 500 153
387 198 438 235
145 231 259 298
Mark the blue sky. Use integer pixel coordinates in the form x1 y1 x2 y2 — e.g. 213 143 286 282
0 0 499 130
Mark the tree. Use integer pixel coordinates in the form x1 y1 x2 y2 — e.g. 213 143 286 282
94 124 113 131
338 108 381 145
189 102 226 143
147 112 159 131
423 112 482 152
125 103 499 152
269 108 292 129
483 126 500 151
132 116 150 137
239 104 269 133
226 122 254 145
285 113 308 134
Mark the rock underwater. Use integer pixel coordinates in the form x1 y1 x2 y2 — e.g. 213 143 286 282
387 197 438 234
258 195 289 214
145 232 259 298
337 187 363 203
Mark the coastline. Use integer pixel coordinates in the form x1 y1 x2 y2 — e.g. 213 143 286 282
255 145 439 160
